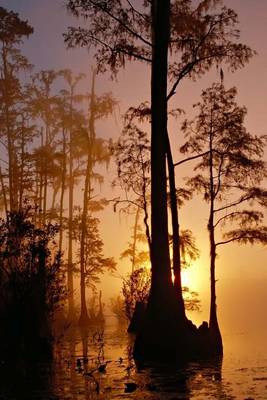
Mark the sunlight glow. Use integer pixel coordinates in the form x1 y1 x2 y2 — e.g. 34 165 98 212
181 268 191 288
181 263 203 292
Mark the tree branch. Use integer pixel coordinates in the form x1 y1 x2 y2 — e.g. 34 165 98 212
214 153 224 199
215 237 243 246
214 195 251 213
85 0 152 48
125 0 148 22
66 28 152 63
216 235 266 247
174 150 210 167
214 211 258 228
167 49 239 101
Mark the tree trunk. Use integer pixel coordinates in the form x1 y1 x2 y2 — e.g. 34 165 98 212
166 133 186 321
38 171 43 225
208 212 223 354
79 71 96 325
208 131 223 354
209 225 218 330
12 153 19 210
134 0 183 361
2 45 14 211
19 119 26 210
38 128 44 227
141 157 151 257
97 290 104 323
131 207 140 273
67 96 75 321
50 185 58 219
33 162 39 225
0 166 8 217
42 156 48 225
59 127 67 253
79 153 91 325
42 124 50 225
149 0 172 305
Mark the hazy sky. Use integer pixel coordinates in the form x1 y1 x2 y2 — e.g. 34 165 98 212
2 0 267 333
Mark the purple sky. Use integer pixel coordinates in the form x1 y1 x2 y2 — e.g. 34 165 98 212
2 0 267 329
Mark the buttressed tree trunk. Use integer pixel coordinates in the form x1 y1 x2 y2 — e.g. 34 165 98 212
134 0 184 361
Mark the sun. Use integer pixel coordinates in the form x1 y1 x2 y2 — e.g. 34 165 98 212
181 268 191 288
181 262 203 292
171 267 193 287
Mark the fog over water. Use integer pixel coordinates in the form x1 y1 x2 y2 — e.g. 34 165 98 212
1 319 267 399
0 1 266 398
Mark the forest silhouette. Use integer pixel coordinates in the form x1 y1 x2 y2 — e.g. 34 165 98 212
0 1 266 399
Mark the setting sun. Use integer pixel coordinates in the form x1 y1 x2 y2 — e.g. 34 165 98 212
0 0 267 399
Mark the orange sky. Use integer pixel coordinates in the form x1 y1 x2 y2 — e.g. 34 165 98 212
3 0 267 333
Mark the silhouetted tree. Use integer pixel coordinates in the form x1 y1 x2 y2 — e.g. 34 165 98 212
122 267 151 322
113 119 199 305
115 104 194 299
31 70 61 225
0 205 65 359
112 122 151 253
60 70 85 320
73 211 116 321
123 263 201 327
77 71 116 324
52 92 69 252
120 213 150 273
181 83 267 352
0 7 33 212
65 0 254 359
120 219 200 333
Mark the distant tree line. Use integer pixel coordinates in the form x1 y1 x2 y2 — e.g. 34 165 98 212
0 6 116 356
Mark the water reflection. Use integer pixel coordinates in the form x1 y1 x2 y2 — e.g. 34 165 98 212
1 321 267 399
130 356 234 400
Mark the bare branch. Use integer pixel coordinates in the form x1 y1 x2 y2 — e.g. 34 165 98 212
174 150 210 167
216 229 267 247
214 194 251 213
70 0 152 48
125 0 148 22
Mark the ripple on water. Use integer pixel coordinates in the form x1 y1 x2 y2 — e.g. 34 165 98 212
0 322 267 399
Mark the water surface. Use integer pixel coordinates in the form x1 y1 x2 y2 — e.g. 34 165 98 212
1 319 266 399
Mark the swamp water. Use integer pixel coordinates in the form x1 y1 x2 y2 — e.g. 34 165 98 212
0 318 267 400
